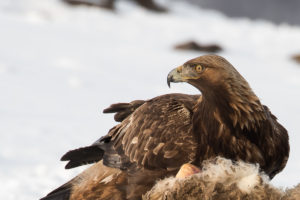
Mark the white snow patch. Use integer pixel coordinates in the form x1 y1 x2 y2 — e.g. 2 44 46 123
0 0 300 199
54 57 82 70
0 63 7 73
68 76 83 88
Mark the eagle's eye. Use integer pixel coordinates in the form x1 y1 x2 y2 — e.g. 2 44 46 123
195 64 204 72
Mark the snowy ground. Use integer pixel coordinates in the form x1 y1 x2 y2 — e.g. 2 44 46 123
0 0 300 199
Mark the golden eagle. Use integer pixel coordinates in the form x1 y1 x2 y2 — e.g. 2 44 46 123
41 55 289 200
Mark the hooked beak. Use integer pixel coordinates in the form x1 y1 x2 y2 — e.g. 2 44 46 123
167 66 185 88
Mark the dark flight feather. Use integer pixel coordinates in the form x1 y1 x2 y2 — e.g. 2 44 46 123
40 188 71 200
103 100 145 122
41 55 289 200
60 146 104 169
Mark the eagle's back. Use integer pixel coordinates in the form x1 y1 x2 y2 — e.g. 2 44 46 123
102 93 199 171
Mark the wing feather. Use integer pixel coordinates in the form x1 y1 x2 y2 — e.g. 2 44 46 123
103 100 145 122
101 94 199 170
60 146 104 169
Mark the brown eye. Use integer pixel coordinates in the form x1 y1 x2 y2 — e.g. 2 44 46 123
195 65 203 72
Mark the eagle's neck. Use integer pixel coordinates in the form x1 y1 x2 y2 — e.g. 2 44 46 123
194 81 266 131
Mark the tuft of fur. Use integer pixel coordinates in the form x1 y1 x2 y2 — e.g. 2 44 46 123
143 157 300 200
282 184 300 200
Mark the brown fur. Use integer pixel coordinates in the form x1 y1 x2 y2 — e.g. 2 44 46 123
70 161 126 200
144 158 298 200
282 184 300 200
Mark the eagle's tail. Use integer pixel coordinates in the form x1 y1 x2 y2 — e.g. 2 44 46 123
40 187 71 200
40 161 126 200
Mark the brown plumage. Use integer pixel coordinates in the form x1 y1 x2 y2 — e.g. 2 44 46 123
41 55 289 200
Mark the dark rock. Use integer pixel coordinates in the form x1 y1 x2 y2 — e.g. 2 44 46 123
62 0 167 12
185 0 300 26
292 54 300 64
174 41 223 53
133 0 167 12
62 0 115 10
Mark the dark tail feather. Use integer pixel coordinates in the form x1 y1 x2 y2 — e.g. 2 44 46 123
40 187 71 200
40 174 82 200
61 146 104 169
103 100 145 122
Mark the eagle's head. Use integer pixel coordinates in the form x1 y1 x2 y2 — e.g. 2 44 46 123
167 55 249 96
168 55 265 129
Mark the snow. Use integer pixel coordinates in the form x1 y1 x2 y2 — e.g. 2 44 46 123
0 0 300 199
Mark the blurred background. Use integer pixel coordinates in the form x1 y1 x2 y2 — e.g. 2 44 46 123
0 0 300 199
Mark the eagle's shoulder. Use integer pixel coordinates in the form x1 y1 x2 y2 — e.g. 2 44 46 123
103 93 199 123
101 93 200 171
